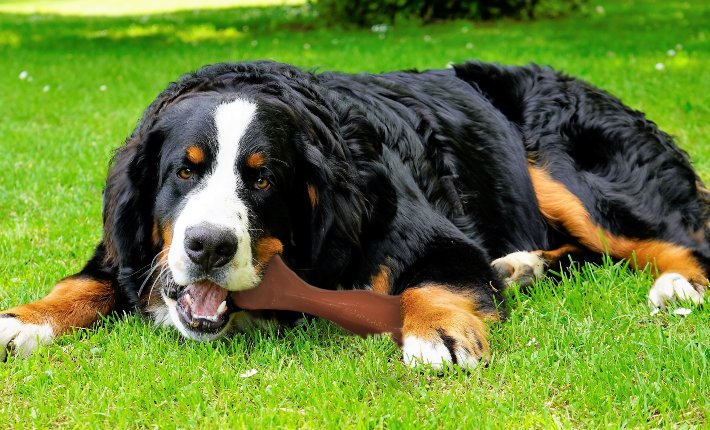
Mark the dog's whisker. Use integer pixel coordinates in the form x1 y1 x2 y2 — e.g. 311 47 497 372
132 247 171 277
137 265 161 298
137 248 171 297
147 264 171 303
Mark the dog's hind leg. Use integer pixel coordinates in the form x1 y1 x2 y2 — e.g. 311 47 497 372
0 244 118 360
528 166 707 309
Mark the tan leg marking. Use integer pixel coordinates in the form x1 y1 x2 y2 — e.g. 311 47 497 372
400 285 498 369
529 166 707 284
1 278 116 359
5 278 115 331
537 244 582 267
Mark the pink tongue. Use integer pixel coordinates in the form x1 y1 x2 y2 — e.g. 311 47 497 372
185 281 229 317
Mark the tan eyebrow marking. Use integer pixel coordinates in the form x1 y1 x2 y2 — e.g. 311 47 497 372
246 152 265 169
186 146 205 164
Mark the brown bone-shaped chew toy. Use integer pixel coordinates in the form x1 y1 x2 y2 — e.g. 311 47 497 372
231 256 403 345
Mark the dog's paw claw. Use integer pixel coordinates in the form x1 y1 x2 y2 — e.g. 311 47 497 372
0 316 54 361
402 325 487 370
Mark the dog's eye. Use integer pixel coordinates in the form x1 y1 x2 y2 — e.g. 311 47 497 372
177 168 193 180
254 177 270 190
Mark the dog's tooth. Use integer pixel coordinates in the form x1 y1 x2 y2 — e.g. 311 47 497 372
207 301 228 321
185 293 192 306
217 301 227 315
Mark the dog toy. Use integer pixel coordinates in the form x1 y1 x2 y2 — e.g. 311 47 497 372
231 256 403 344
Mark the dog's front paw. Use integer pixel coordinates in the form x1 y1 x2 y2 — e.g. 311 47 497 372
0 314 54 361
402 326 487 370
491 251 545 287
400 286 492 370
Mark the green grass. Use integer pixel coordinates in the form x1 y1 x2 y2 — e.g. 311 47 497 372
0 0 708 427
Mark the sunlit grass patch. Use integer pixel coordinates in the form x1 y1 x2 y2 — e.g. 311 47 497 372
87 23 247 44
0 0 305 16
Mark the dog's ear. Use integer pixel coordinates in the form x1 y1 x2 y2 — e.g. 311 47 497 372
103 132 161 262
102 103 168 305
102 133 162 305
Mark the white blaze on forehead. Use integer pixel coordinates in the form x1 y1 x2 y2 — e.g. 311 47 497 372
213 99 258 182
168 98 260 291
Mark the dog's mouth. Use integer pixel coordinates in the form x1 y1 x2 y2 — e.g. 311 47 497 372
175 281 234 334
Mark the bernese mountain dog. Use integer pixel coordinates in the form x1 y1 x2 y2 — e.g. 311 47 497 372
1 61 707 368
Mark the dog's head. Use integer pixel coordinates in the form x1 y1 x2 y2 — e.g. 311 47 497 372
101 62 387 340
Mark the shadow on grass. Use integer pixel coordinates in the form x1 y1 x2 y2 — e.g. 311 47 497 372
0 0 707 55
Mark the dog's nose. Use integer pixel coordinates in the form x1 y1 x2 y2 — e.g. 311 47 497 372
184 223 238 272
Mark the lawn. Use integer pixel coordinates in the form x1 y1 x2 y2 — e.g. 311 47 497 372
0 0 708 427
